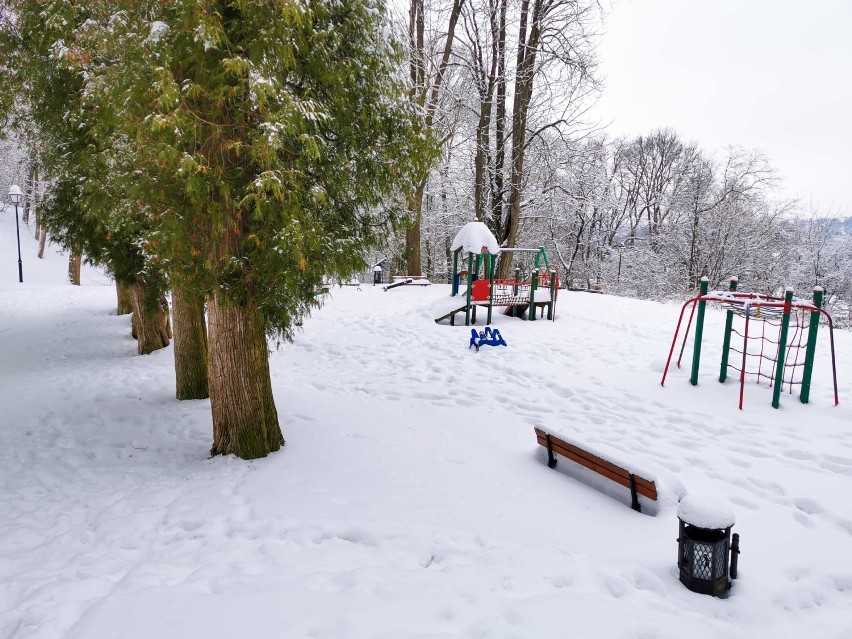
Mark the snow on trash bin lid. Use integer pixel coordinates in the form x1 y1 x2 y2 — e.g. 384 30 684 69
677 494 735 529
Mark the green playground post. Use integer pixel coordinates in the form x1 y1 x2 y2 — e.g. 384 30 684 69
451 249 459 296
511 267 520 318
465 252 474 326
772 288 795 409
487 252 495 325
719 277 739 383
530 271 539 321
690 277 710 386
547 270 556 320
799 287 823 404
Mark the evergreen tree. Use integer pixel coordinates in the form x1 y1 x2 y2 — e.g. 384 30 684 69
78 0 432 458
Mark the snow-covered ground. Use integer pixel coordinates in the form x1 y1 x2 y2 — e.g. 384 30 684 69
1 209 851 639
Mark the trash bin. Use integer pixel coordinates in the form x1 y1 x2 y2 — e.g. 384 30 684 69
677 495 739 597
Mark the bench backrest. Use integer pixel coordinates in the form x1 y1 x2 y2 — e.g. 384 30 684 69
534 427 657 509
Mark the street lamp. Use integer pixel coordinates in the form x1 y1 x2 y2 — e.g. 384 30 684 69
8 184 23 283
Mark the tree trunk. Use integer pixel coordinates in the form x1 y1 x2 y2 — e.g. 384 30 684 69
497 0 540 279
68 250 82 285
37 227 47 259
491 0 508 236
116 282 133 315
172 283 209 400
22 164 35 225
207 292 283 459
405 184 425 276
404 0 464 278
129 283 170 355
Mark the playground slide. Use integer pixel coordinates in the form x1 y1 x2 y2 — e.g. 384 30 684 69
434 305 469 324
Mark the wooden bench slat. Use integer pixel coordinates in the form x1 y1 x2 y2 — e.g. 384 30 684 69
539 437 658 501
534 428 658 503
535 432 657 495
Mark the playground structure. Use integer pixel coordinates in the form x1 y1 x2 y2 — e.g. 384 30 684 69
435 222 559 326
661 277 839 409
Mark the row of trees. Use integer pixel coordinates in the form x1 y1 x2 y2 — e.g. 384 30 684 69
1 1 432 459
382 0 851 319
2 1 849 464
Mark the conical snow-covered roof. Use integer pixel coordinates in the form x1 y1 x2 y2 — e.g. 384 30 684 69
450 221 500 255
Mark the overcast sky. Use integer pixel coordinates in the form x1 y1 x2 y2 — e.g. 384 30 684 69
595 0 852 215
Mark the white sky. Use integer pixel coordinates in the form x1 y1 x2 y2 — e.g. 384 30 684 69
595 0 852 215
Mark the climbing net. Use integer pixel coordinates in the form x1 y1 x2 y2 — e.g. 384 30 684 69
662 285 839 409
722 296 811 392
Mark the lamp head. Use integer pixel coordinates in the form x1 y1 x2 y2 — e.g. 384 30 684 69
8 185 23 205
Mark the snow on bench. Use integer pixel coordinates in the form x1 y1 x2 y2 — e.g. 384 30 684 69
534 426 658 513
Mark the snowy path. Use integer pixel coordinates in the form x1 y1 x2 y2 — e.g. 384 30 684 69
1 215 851 637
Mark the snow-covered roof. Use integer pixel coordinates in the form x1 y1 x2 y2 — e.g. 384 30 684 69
450 221 500 256
677 494 735 529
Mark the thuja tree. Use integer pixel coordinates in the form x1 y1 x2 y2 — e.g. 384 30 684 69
105 0 431 459
0 1 173 354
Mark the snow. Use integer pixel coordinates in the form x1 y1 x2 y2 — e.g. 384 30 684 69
536 425 658 484
533 288 553 303
146 20 169 43
450 221 500 255
2 210 852 638
677 495 736 529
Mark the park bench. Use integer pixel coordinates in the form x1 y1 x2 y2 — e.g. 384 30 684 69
534 427 658 513
392 275 431 286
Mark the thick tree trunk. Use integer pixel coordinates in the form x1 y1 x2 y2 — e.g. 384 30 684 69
116 282 133 315
129 283 170 355
474 104 491 222
37 227 47 259
405 184 425 276
497 0 540 279
172 283 209 400
207 293 283 459
68 250 82 285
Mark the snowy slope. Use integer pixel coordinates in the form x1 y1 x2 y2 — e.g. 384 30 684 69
1 208 851 639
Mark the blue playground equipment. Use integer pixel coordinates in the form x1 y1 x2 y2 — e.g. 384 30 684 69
469 327 507 351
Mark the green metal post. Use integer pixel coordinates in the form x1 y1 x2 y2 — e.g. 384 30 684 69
530 271 539 321
451 249 459 296
465 252 474 326
487 253 495 325
690 277 710 386
800 287 823 404
719 277 738 383
772 288 795 409
547 270 556 320
511 267 520 318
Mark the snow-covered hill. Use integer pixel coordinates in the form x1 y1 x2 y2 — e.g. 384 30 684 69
1 208 851 638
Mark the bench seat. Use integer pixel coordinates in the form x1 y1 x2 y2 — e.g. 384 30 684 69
534 427 658 511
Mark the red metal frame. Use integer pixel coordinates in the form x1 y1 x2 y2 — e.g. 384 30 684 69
661 293 839 408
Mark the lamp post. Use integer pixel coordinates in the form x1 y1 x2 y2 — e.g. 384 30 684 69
9 185 23 283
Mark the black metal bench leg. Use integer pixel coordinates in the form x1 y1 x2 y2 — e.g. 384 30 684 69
629 474 641 512
546 435 557 469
